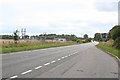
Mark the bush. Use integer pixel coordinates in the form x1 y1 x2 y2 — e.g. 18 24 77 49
85 38 92 42
113 37 120 49
110 25 120 40
76 39 82 43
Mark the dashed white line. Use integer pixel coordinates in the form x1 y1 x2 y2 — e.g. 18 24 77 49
35 66 42 70
9 54 77 79
44 63 50 66
21 70 32 75
51 60 56 63
65 56 68 58
58 59 61 61
10 75 18 79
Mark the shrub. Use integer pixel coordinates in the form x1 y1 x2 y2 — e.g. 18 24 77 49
113 37 120 49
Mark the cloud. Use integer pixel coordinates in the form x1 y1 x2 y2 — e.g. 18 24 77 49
0 0 118 37
95 1 118 12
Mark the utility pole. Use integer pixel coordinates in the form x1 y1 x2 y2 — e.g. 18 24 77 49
21 28 26 40
44 32 46 41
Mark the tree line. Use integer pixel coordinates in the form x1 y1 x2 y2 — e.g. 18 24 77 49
94 25 120 49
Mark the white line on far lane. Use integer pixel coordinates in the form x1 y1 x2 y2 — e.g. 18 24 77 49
44 63 50 66
62 57 65 59
21 70 32 75
10 75 18 79
35 66 42 70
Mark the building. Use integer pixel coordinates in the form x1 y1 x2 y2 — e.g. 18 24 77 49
53 38 66 42
100 33 108 40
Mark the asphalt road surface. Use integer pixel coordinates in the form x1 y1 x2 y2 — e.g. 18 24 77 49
2 42 118 79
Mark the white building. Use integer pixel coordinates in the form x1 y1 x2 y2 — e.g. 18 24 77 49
53 38 66 42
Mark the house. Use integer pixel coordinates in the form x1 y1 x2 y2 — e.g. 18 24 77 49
53 38 66 42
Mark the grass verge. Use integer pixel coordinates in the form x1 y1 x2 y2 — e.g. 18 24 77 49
96 42 120 59
1 41 78 54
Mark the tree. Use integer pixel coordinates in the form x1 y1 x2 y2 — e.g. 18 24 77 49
109 25 120 40
94 33 101 41
13 30 19 44
85 38 92 42
108 25 120 49
83 34 88 39
113 37 120 49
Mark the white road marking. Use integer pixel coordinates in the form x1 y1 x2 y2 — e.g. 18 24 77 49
58 59 61 61
10 75 18 79
44 63 50 66
9 52 80 79
35 66 42 70
51 61 56 63
65 56 68 58
68 55 71 56
21 70 32 75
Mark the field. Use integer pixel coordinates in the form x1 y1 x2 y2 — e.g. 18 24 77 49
96 41 120 59
0 39 78 53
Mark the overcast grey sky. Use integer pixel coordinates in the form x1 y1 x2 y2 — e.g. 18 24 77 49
0 0 119 37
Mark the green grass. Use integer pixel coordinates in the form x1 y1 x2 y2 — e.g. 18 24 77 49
96 43 119 59
1 41 78 54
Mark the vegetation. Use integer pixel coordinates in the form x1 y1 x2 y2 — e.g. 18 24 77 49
108 25 120 49
1 41 78 53
1 34 77 41
96 41 119 59
94 33 101 41
83 34 88 39
13 30 19 44
1 30 92 54
96 25 120 59
94 33 108 42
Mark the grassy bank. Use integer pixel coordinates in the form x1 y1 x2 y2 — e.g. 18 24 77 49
1 41 78 54
96 41 119 59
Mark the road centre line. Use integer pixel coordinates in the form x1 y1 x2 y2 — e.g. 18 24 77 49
65 56 68 58
62 57 65 59
58 59 61 61
51 60 56 63
9 53 75 79
10 75 18 79
44 63 50 66
21 70 32 75
35 66 42 70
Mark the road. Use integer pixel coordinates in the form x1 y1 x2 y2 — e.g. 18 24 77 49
2 42 118 79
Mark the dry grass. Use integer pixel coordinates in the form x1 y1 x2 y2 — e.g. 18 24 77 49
0 39 62 47
99 40 113 47
96 40 119 58
1 39 76 53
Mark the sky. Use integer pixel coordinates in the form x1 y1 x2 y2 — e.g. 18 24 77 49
0 0 119 37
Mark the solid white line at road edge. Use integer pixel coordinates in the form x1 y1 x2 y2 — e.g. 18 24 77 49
21 70 32 75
